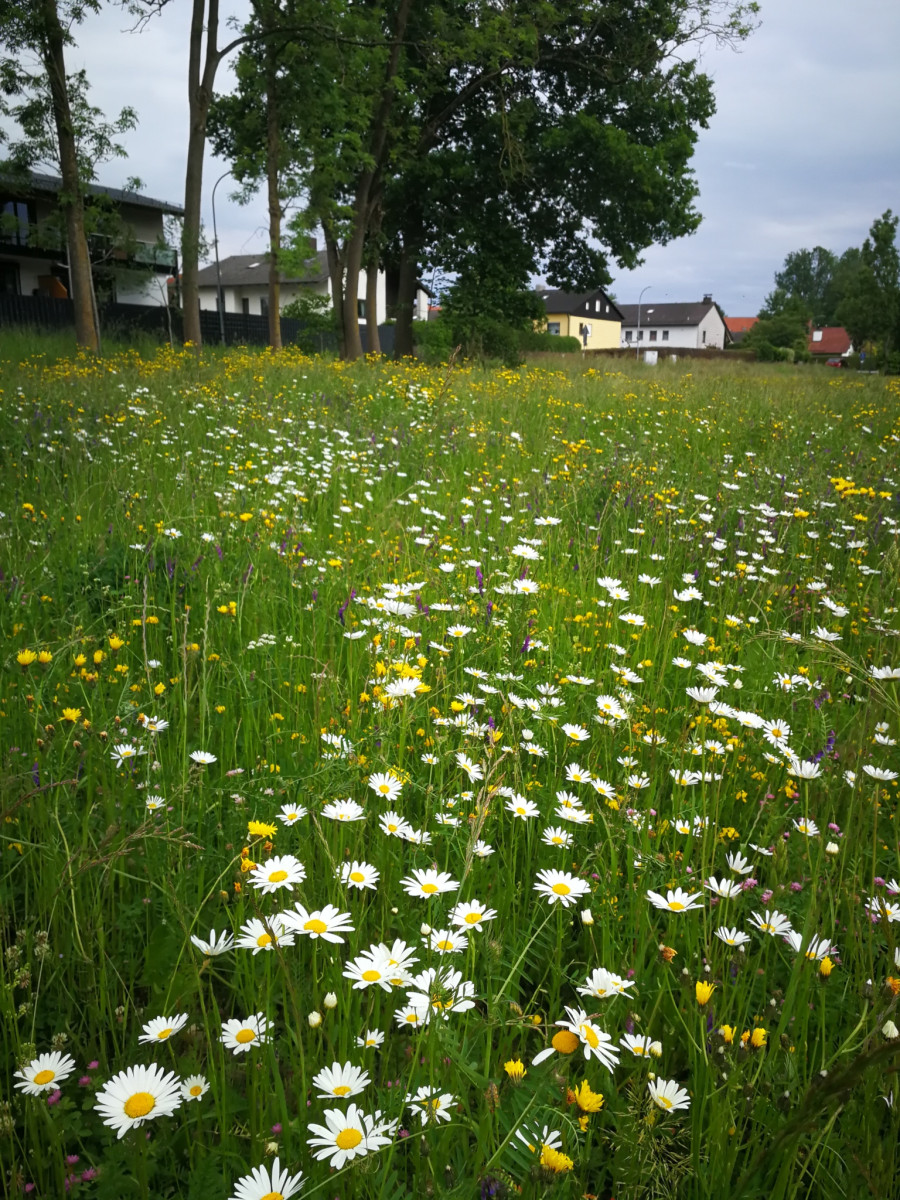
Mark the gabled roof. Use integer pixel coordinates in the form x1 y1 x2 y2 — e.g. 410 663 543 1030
539 288 623 321
195 251 329 288
725 316 758 333
618 301 723 328
0 170 184 216
808 326 852 355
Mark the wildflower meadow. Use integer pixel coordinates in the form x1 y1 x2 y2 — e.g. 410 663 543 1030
1 341 899 1200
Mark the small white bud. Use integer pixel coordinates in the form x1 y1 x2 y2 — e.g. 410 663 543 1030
420 923 432 936
649 1041 663 1058
323 992 337 1010
825 841 839 855
307 1010 322 1028
883 1020 899 1040
581 909 594 926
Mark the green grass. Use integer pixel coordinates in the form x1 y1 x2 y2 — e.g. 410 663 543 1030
1 344 898 1200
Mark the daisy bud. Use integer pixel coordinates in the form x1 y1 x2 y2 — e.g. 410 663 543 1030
307 1010 322 1029
420 924 432 936
265 1141 279 1155
649 1041 663 1058
883 1020 900 1040
581 909 594 926
825 842 839 855
323 992 337 1010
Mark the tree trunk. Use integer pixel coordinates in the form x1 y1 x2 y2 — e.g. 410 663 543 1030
182 0 220 350
323 224 346 359
341 180 369 361
39 0 98 353
265 37 282 349
393 241 418 358
364 203 382 355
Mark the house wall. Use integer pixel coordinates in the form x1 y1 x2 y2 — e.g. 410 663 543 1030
620 310 726 350
115 270 169 307
197 270 423 324
546 311 621 349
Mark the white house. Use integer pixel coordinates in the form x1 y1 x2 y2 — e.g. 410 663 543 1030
618 296 729 351
195 250 429 325
0 171 181 306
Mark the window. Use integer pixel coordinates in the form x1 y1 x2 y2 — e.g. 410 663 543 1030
0 260 19 294
357 299 367 319
241 297 250 315
595 300 600 312
662 330 669 342
702 329 707 344
0 200 30 246
649 330 657 342
812 330 823 342
624 330 632 342
637 330 644 341
547 322 560 335
259 297 268 317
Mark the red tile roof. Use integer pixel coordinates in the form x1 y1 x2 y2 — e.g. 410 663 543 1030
725 316 757 333
808 326 852 355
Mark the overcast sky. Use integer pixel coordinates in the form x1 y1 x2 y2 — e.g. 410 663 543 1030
43 0 900 315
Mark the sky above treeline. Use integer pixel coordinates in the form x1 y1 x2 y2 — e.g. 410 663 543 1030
35 0 900 317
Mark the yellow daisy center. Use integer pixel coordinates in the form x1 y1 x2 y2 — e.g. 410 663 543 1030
156 1027 173 1040
551 882 571 896
668 901 685 911
464 912 480 924
268 870 288 883
124 1092 156 1119
235 1028 256 1044
333 1085 352 1096
189 1085 203 1097
378 784 390 793
335 1128 363 1151
260 1192 284 1200
304 919 328 934
350 871 365 883
387 822 398 831
33 1069 55 1086
286 812 297 820
405 1012 420 1023
658 1095 673 1109
362 969 381 982
580 1023 599 1048
551 836 563 844
421 883 439 894
551 1030 579 1054
257 933 272 947
437 939 454 951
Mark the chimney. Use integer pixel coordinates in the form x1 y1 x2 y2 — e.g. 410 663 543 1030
702 293 713 304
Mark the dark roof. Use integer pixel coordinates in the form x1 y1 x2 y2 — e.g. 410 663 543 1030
1 170 184 216
539 288 623 321
618 301 723 328
195 251 328 288
808 326 852 355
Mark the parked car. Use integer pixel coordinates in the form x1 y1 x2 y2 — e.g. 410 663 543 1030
825 358 847 368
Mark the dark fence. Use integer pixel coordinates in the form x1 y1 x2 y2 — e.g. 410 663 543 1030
0 293 395 354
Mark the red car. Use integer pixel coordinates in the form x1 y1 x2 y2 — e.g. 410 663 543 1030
825 358 847 368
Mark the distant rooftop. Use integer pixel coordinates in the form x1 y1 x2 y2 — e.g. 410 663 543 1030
0 170 184 216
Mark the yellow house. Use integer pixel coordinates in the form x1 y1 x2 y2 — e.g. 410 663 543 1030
539 288 622 349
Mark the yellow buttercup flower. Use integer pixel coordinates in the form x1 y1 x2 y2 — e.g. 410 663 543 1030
61 707 82 723
503 1059 526 1084
571 1080 604 1113
248 820 277 839
695 980 716 1006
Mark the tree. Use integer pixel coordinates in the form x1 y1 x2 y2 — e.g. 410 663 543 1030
0 0 110 350
836 211 899 357
763 246 837 325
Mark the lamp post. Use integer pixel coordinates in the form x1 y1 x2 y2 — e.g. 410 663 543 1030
636 285 652 359
211 168 232 346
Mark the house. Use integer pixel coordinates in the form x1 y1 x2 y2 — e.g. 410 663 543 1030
807 326 852 359
0 171 182 306
195 250 430 325
618 296 729 350
725 316 758 344
538 288 623 349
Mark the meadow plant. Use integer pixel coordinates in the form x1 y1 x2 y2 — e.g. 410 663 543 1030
1 344 899 1198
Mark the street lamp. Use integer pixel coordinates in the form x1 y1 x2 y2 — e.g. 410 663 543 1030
636 285 652 359
211 168 232 346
